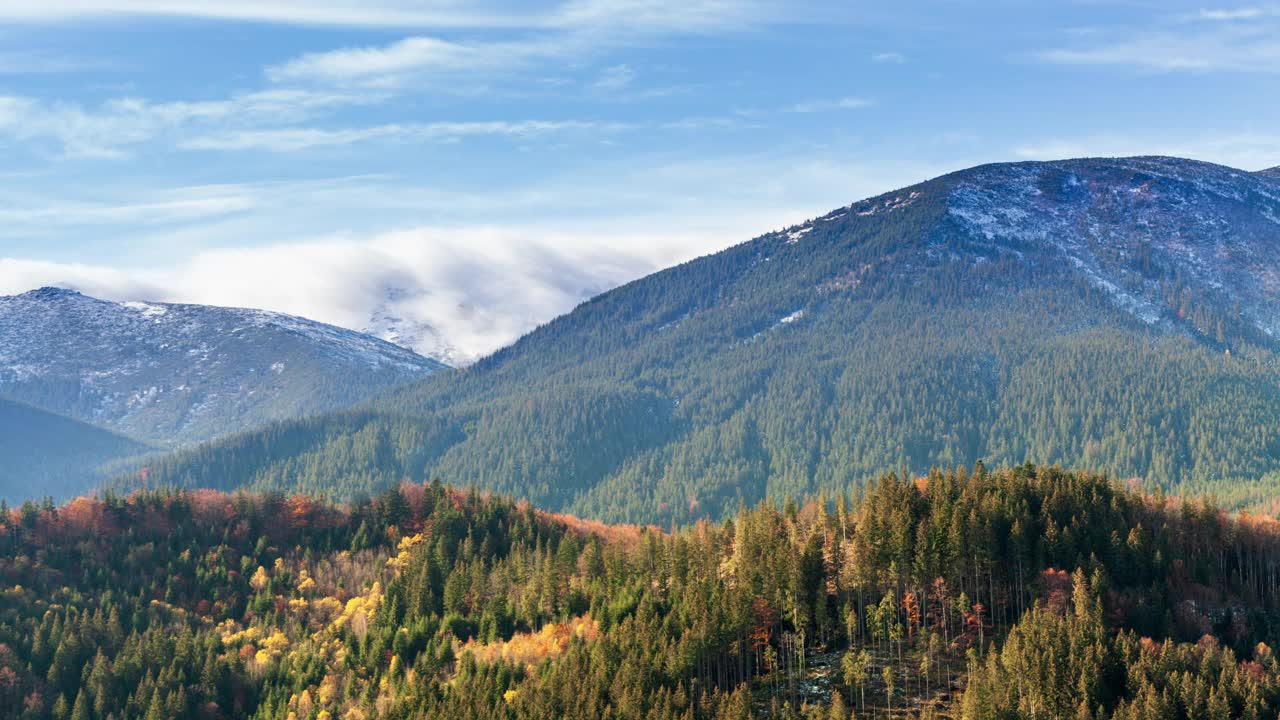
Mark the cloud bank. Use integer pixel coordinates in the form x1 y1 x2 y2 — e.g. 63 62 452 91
0 226 733 364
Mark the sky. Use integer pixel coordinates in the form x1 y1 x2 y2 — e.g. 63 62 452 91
1 0 1279 362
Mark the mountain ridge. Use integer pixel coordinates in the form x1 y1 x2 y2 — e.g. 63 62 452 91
126 156 1280 523
0 396 150 502
0 287 453 499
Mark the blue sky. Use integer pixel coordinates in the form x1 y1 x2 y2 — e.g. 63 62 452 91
1 0 1278 360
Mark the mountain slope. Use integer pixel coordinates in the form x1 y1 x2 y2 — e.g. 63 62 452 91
0 397 150 502
1258 166 1280 180
134 157 1280 523
0 287 448 445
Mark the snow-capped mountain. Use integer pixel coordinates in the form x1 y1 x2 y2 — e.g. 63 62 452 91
0 287 448 445
769 155 1280 341
362 293 469 367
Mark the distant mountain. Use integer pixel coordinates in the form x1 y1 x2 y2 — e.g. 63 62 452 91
1259 166 1280 180
0 287 448 448
0 397 149 503
362 288 468 366
130 157 1280 523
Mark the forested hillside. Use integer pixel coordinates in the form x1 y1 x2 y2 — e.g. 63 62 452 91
5 464 1280 719
0 398 149 503
129 157 1280 524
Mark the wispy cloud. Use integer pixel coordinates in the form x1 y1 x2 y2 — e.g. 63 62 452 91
0 51 99 75
551 0 788 34
0 185 256 226
265 35 564 88
0 0 801 161
788 96 873 113
0 1 543 28
0 89 376 157
0 0 787 31
1040 12 1280 73
180 120 626 152
594 64 636 90
1193 7 1277 21
872 52 905 63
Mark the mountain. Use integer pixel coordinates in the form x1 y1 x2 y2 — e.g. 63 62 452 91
0 287 448 446
129 156 1280 523
0 397 150 503
0 288 450 500
362 287 469 366
1259 166 1280 180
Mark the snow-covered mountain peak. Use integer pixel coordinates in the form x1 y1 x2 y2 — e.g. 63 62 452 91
0 288 448 444
936 156 1280 337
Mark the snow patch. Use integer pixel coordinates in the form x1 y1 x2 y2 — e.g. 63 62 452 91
785 226 813 244
857 191 922 216
120 301 168 318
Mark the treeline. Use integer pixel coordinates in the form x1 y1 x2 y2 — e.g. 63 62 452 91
6 464 1280 718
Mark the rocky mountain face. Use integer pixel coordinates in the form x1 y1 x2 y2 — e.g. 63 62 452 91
119 157 1280 523
0 287 448 446
928 156 1280 339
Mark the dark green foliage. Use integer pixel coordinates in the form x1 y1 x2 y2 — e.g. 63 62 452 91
0 398 150 503
6 465 1280 719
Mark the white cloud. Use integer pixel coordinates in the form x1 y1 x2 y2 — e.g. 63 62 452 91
0 0 785 31
0 185 256 225
871 52 905 63
0 226 731 363
179 119 624 152
265 36 554 87
0 1 544 28
0 89 376 157
789 97 873 113
1040 22 1280 72
251 0 799 89
1194 7 1275 21
553 0 784 34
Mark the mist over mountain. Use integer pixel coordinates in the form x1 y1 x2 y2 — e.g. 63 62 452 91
128 156 1280 523
361 287 470 366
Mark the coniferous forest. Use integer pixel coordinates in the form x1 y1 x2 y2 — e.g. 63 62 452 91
5 464 1280 719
